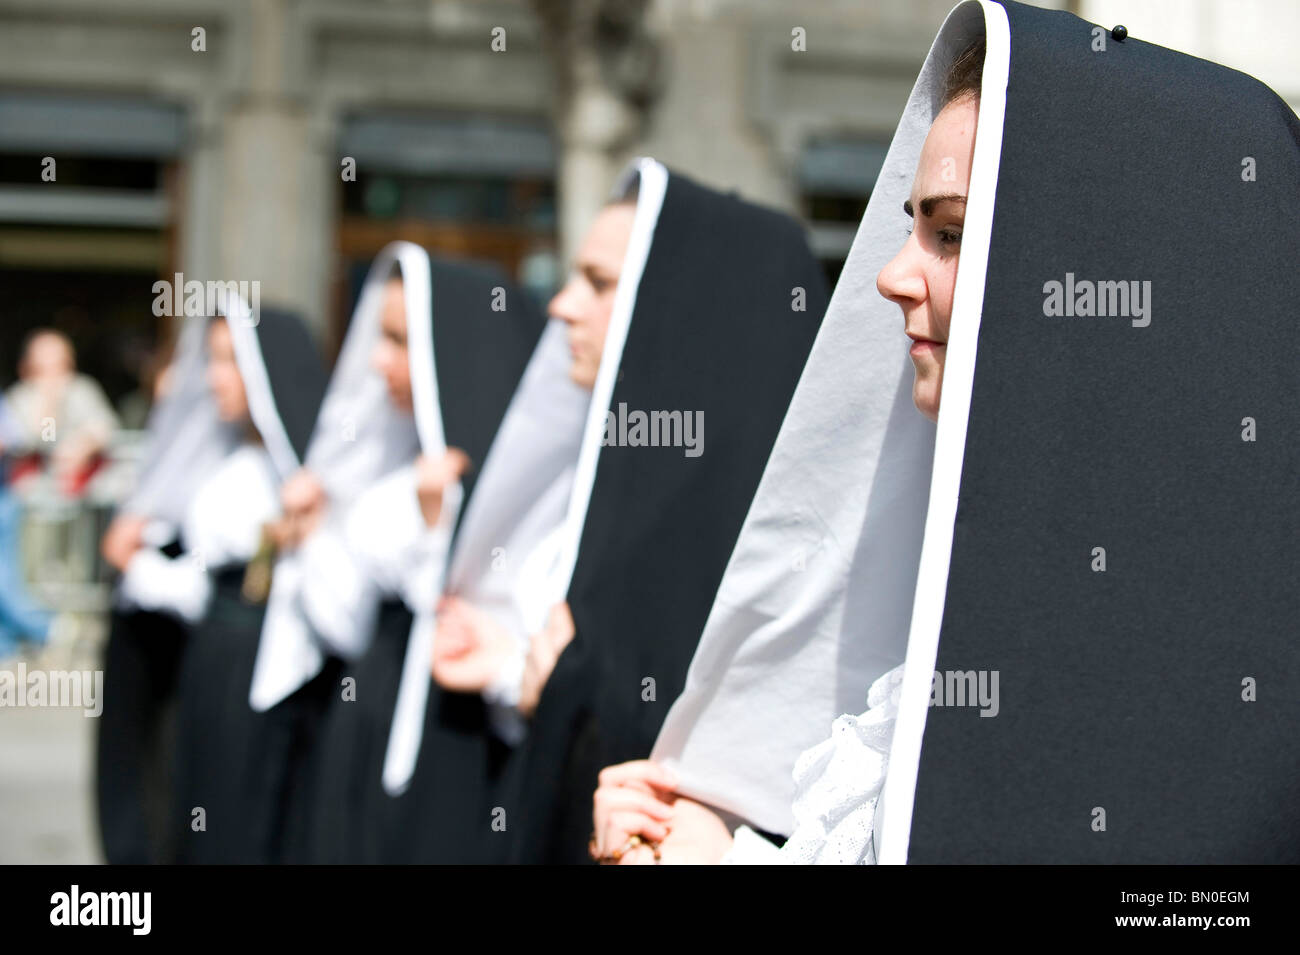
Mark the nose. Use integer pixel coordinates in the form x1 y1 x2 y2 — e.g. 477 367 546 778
876 242 927 309
370 340 391 376
548 275 585 326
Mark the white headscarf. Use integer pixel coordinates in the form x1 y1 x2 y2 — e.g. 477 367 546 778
249 241 444 712
650 0 1009 844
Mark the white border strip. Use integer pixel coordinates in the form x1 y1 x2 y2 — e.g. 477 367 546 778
226 294 301 481
876 0 1010 865
547 157 668 601
392 242 445 456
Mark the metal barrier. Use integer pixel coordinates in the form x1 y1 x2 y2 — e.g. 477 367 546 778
8 430 147 665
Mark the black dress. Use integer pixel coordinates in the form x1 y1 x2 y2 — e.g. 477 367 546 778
95 601 187 864
171 568 338 864
297 598 409 864
381 678 513 863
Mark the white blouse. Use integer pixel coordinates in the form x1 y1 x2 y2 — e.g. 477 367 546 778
479 521 569 744
722 663 905 865
118 444 279 623
297 464 461 660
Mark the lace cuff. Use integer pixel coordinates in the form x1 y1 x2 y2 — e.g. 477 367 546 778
778 663 905 865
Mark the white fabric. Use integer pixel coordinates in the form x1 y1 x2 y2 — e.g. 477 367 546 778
304 241 432 502
720 824 785 865
119 445 278 623
250 241 441 712
120 288 281 600
722 664 904 865
381 159 670 794
651 0 1004 843
121 316 241 528
482 644 529 746
297 465 461 660
225 297 300 482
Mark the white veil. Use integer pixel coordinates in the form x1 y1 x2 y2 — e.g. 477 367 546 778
249 241 440 712
650 0 1008 844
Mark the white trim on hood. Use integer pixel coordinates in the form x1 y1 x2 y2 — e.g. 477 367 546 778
876 0 1010 866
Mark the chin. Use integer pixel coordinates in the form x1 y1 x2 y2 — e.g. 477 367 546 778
912 379 940 423
568 364 595 390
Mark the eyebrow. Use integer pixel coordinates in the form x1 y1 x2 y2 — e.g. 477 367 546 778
580 261 619 282
903 194 967 218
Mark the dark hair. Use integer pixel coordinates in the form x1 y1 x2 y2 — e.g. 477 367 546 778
941 33 986 108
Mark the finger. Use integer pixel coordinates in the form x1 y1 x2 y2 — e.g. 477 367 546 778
597 760 679 792
422 448 470 489
432 633 466 660
609 810 668 845
443 447 471 480
438 595 467 618
542 604 576 656
594 785 675 821
599 810 653 858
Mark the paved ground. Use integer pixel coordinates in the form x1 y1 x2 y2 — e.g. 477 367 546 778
0 621 106 864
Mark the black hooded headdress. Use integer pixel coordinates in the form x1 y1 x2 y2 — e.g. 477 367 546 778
267 243 545 863
507 160 830 863
881 0 1300 865
249 242 543 713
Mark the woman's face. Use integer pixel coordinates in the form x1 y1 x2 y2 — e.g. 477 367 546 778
876 94 978 422
206 319 249 422
370 277 413 412
548 202 636 391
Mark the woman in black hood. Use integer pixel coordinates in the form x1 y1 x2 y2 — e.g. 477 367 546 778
594 0 1299 864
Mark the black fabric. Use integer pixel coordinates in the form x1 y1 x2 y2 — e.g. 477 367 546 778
160 308 327 863
906 0 1300 862
251 306 328 462
507 171 829 863
269 654 345 863
383 677 514 863
295 599 408 864
428 259 547 504
171 570 342 864
170 569 277 863
299 259 543 863
94 606 187 864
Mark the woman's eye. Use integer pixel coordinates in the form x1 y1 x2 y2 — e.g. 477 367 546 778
938 228 962 248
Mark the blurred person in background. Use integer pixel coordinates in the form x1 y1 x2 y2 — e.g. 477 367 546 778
5 328 119 497
249 245 542 863
422 159 828 864
96 303 324 865
97 317 218 865
0 393 53 658
149 306 325 865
